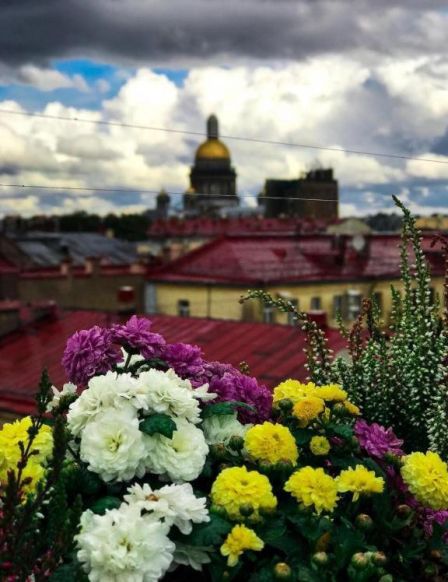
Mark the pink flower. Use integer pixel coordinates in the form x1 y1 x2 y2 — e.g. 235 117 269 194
111 316 165 359
62 326 121 386
354 419 404 459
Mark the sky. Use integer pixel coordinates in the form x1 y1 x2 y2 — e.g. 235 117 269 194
0 0 447 218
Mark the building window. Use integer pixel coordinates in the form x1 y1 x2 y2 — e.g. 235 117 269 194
310 296 322 311
347 290 362 320
333 295 344 319
263 304 275 324
177 299 190 317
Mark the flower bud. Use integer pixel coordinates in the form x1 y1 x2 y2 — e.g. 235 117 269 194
278 398 293 414
351 553 369 570
228 435 244 451
332 402 346 415
372 552 387 567
258 460 273 474
315 532 331 552
273 562 292 579
239 504 254 517
424 563 437 577
355 514 374 530
312 552 329 566
430 549 442 561
275 459 294 473
396 504 412 518
378 576 393 582
210 443 227 459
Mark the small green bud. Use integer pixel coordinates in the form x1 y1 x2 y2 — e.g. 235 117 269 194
312 552 329 566
351 553 369 570
355 513 374 530
396 504 412 518
332 402 346 415
275 459 294 473
372 552 387 567
379 576 393 582
273 562 292 579
210 443 227 459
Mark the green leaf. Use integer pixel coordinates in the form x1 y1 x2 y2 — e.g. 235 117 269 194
90 496 122 515
327 424 353 440
202 400 256 418
184 514 232 546
49 562 89 582
292 427 313 446
140 413 176 439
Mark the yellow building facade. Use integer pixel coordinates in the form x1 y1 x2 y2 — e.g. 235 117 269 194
146 276 445 327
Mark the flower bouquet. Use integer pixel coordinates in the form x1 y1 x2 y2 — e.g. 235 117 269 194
1 312 448 581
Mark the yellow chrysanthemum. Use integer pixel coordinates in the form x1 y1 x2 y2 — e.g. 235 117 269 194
0 417 52 497
401 451 448 510
314 384 347 402
273 379 317 404
292 396 325 424
221 524 264 566
211 466 277 520
337 465 384 501
344 400 361 416
284 467 338 514
0 417 53 466
310 436 331 456
244 422 299 465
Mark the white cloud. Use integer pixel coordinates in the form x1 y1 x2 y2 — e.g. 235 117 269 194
18 65 89 92
0 55 448 217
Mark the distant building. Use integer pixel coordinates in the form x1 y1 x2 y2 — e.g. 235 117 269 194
260 169 338 220
184 115 238 215
146 232 445 327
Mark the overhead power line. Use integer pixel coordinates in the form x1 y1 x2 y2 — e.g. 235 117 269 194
0 182 339 203
0 108 447 166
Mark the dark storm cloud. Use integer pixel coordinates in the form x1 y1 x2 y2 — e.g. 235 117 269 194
432 129 448 156
0 0 446 68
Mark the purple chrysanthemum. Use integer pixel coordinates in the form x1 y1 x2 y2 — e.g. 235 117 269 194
162 343 204 377
209 370 272 423
354 419 404 459
422 509 448 539
111 316 165 359
62 326 121 385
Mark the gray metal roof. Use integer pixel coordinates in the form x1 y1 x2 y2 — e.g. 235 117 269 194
13 232 138 266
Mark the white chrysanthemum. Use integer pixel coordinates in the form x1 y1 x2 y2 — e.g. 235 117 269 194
171 543 212 572
202 412 250 445
79 407 146 482
192 383 217 403
124 482 209 534
46 382 77 412
144 418 209 482
67 371 139 436
137 369 201 424
76 505 175 582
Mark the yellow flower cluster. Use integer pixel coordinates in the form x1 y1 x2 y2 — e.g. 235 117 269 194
244 422 298 465
337 465 384 501
401 451 448 510
0 417 53 495
310 436 331 456
221 524 264 566
211 466 277 520
272 379 361 425
284 467 339 514
273 380 316 404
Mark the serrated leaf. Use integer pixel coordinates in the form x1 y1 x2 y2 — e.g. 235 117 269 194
140 413 176 439
184 514 232 546
90 496 122 515
202 400 256 418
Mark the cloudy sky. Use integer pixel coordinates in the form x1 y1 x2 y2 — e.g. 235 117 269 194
0 0 447 217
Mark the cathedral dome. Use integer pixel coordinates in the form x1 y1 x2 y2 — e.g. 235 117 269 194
195 138 230 160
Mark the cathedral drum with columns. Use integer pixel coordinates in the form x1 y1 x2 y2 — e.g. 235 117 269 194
184 114 238 215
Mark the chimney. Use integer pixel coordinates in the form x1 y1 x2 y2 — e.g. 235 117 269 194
85 256 100 276
60 257 72 277
117 286 135 316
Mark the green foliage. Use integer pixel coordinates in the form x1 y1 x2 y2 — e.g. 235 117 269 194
202 401 256 418
244 198 448 457
140 413 177 439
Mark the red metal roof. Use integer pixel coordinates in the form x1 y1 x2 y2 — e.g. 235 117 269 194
0 311 346 416
149 234 445 284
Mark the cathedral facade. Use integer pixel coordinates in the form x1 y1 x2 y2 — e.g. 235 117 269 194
184 115 238 215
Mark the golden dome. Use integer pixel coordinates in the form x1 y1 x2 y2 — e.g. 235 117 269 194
195 138 230 160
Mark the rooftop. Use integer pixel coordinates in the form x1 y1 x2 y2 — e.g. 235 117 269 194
149 233 446 285
0 310 346 416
